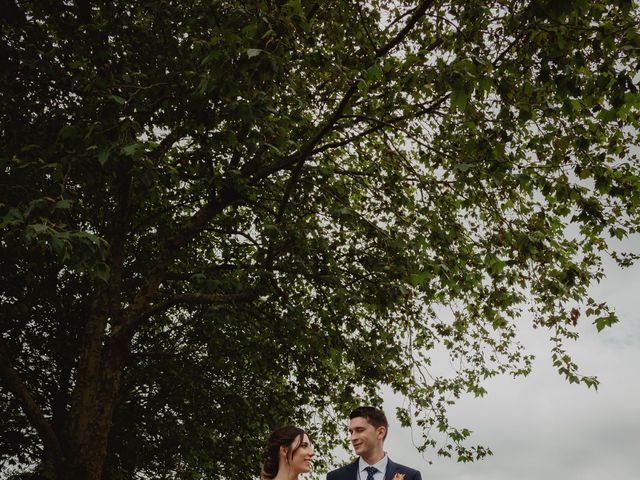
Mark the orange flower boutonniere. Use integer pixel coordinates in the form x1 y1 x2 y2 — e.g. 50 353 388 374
392 474 406 480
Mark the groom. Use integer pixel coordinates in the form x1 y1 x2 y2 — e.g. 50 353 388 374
327 406 422 480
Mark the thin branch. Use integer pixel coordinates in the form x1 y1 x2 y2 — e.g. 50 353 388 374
356 0 379 52
310 123 388 156
382 7 414 34
375 0 435 58
165 264 242 281
311 93 449 156
492 30 528 67
261 158 307 270
492 3 539 68
276 158 306 225
247 81 360 181
142 291 259 319
316 181 391 239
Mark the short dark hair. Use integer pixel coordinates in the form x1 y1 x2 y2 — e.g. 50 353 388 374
349 406 388 439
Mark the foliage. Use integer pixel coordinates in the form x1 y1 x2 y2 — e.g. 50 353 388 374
1 0 639 479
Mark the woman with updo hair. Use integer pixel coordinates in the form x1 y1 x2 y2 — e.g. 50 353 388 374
261 425 315 480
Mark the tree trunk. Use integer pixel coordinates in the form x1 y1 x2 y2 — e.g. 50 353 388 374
68 322 129 480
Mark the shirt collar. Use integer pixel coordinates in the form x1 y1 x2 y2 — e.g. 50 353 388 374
358 454 388 476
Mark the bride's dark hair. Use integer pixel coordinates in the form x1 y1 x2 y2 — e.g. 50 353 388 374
261 425 306 480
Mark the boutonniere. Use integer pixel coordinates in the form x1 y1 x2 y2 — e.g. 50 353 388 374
392 474 406 480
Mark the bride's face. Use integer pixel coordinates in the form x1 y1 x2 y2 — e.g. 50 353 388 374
286 434 315 474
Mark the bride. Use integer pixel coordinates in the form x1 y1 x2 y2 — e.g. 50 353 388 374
261 426 315 480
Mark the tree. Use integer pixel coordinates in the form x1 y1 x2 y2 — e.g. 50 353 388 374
1 0 639 479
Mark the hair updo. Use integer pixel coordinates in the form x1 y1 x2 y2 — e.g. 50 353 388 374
261 425 306 480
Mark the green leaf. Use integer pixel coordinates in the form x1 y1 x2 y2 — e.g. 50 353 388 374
594 313 618 332
451 89 468 110
29 223 49 234
366 64 384 82
98 149 110 166
54 199 72 210
453 163 473 172
108 95 127 105
478 76 493 94
122 143 142 156
93 262 111 282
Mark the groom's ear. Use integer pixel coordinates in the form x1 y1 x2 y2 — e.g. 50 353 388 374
376 426 387 440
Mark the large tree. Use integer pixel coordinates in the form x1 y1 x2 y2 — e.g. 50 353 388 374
1 0 639 479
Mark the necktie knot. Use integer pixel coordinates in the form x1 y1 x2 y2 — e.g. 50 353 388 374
365 467 378 480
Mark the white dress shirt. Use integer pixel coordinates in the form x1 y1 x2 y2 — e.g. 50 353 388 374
358 454 388 480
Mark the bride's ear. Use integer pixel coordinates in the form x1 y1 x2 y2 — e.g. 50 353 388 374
280 445 289 462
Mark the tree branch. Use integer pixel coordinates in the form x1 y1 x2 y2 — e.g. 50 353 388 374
0 338 66 475
150 130 182 161
165 263 242 281
260 158 307 270
356 0 379 52
113 202 233 339
375 0 435 58
75 0 91 24
246 0 436 182
309 123 387 157
105 156 134 324
310 93 449 156
246 81 360 182
141 291 260 320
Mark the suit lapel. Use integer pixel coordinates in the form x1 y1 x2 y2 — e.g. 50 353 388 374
383 458 397 480
349 460 359 480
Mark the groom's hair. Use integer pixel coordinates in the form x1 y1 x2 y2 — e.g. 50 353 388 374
349 406 389 440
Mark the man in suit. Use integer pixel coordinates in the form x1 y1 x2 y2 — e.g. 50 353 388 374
327 406 422 480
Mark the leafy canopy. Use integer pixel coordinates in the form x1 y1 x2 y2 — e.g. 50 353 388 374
1 0 639 479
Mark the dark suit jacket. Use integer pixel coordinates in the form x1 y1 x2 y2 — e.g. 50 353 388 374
327 458 422 480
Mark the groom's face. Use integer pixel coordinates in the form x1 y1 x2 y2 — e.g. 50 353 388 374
348 416 385 459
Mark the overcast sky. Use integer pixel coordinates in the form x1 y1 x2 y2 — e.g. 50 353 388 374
328 250 640 479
